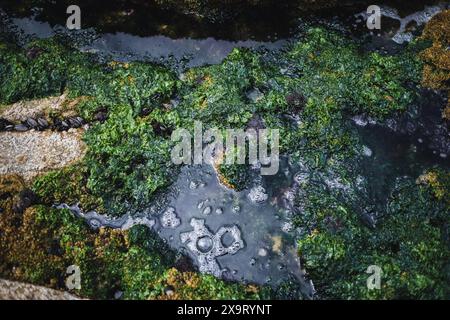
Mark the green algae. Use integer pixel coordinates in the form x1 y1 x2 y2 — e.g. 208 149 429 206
1 22 449 300
0 195 268 299
32 164 104 213
295 169 450 299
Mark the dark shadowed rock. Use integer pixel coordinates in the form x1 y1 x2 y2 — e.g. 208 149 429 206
12 189 38 214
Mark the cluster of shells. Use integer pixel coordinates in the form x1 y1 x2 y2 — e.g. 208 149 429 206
0 116 85 132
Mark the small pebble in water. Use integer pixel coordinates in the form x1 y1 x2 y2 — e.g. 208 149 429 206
258 248 268 257
160 207 181 229
281 221 294 233
114 291 123 300
202 206 212 215
197 200 205 209
215 207 223 215
278 264 285 270
189 181 198 189
249 258 257 266
164 287 174 296
89 218 101 229
248 186 268 203
362 145 373 157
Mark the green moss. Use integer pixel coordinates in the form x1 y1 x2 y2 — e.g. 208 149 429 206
32 164 104 212
2 23 442 300
83 104 176 216
217 163 252 191
0 198 267 299
296 173 450 299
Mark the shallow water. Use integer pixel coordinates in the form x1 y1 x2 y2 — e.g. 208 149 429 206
57 158 314 298
7 15 286 67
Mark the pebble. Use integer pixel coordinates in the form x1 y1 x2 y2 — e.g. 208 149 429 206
189 181 198 189
258 248 268 257
248 186 268 203
202 206 212 215
160 207 181 229
362 145 373 157
114 291 123 299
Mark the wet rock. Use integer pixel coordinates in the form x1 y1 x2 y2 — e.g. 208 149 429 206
202 206 212 215
189 181 198 189
0 94 70 123
286 92 306 112
258 248 268 257
246 88 264 103
215 207 223 215
114 291 123 300
26 46 43 59
281 221 294 233
139 107 151 117
246 113 265 131
197 200 205 209
94 109 108 123
164 287 174 297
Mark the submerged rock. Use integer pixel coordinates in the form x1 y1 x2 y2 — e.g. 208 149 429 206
248 186 268 203
160 207 181 229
